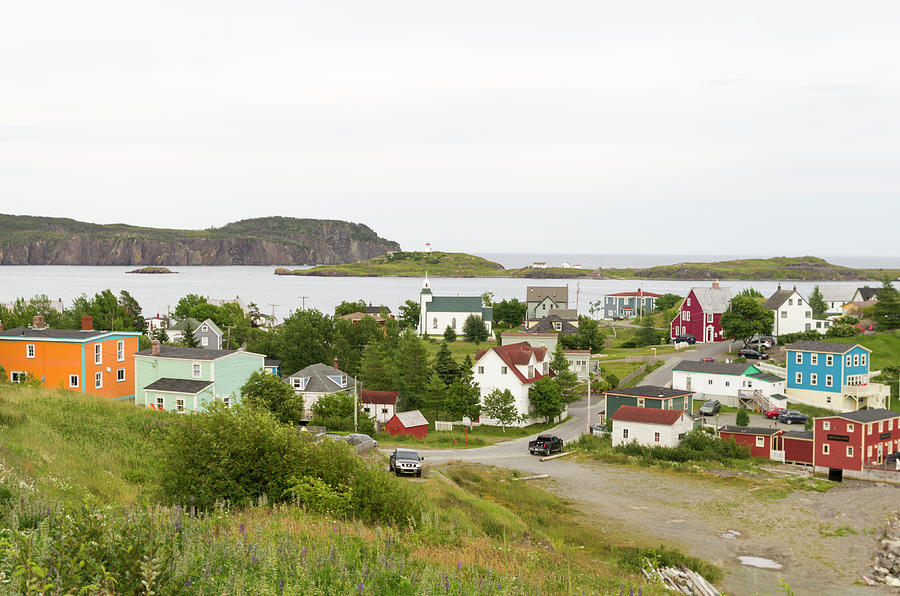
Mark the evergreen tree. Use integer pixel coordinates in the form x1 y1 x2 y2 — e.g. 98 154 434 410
443 325 457 342
873 278 900 331
446 356 481 423
736 408 750 427
636 314 659 347
808 285 827 319
396 329 430 410
433 341 460 386
482 388 518 431
422 371 448 421
549 342 577 398
462 315 489 343
358 339 396 391
180 320 200 348
529 377 563 423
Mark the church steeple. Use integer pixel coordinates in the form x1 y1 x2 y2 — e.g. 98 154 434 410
421 272 432 295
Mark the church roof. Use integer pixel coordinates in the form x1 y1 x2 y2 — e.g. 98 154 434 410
428 296 484 313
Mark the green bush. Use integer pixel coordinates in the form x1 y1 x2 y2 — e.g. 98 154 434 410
736 408 750 426
615 431 750 464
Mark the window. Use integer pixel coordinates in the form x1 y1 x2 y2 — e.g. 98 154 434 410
686 298 690 306
847 446 854 457
808 312 813 320
847 423 854 433
879 421 884 432
116 368 125 382
868 445 872 458
381 407 388 414
637 398 645 408
432 318 438 329
94 343 102 364
477 366 484 374
853 354 859 367
654 432 660 443
451 318 456 329
822 443 830 455
868 424 873 435
788 298 793 306
706 313 713 323
826 395 832 404
291 378 301 389
363 406 371 413
823 421 830 430
684 311 690 321
26 344 35 358
825 375 833 387
553 322 562 331
527 365 534 377
10 371 26 383
826 355 833 366
668 399 673 409
781 311 787 319
725 381 730 387
201 337 209 347
811 354 818 366
501 366 507 375
805 323 811 331
623 428 629 439
192 363 201 378
155 396 165 410
846 355 852 366
708 379 713 385
69 374 79 388
810 373 817 386
861 354 867 367
223 396 230 408
201 324 208 332
95 372 102 389
796 352 803 365
755 436 765 447
116 340 124 361
176 399 185 413
795 372 802 384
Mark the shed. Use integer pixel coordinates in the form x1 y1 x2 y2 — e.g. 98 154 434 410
782 430 814 465
718 426 783 459
385 410 429 439
360 390 399 425
610 405 694 448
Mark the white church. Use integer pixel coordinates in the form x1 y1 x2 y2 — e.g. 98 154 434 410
418 275 493 337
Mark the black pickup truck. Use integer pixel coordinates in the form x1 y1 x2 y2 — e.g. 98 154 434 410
528 434 563 456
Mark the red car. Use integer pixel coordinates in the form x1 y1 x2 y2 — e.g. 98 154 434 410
765 407 785 419
700 358 715 363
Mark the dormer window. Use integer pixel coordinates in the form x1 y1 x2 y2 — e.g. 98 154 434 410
291 377 309 391
327 375 347 388
201 324 209 332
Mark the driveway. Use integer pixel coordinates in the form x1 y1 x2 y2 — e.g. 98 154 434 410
411 344 897 595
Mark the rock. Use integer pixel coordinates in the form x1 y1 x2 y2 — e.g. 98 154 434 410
887 576 900 588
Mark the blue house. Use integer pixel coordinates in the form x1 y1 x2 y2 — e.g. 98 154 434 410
784 340 887 412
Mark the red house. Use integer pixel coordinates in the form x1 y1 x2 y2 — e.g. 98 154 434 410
813 409 900 474
670 282 732 343
385 410 429 440
782 430 814 465
718 426 782 458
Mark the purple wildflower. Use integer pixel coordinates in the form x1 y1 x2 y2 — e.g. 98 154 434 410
240 522 245 534
443 572 449 592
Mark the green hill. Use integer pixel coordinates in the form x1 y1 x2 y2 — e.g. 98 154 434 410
605 256 900 281
277 250 507 277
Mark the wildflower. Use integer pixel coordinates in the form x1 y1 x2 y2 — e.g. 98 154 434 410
240 522 245 534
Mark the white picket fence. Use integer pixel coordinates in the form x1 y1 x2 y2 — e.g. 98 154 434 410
435 421 454 432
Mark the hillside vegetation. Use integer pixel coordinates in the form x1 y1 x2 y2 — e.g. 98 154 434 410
604 256 900 281
277 251 506 277
0 385 708 594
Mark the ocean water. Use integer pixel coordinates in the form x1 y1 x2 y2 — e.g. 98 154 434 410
0 264 878 323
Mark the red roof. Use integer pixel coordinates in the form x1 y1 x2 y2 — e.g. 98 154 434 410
474 342 551 384
610 405 686 426
360 390 398 405
606 290 664 298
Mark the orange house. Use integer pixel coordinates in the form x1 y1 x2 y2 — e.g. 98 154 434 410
0 317 141 399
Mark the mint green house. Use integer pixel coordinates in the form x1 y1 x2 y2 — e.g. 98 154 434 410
134 344 265 412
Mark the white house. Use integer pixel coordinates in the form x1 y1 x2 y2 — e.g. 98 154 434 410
671 360 786 409
610 405 695 448
563 350 596 380
763 285 830 337
472 342 561 426
819 286 856 317
285 362 356 421
418 276 492 337
360 390 398 425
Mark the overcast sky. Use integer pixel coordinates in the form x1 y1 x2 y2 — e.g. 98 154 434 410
2 2 899 257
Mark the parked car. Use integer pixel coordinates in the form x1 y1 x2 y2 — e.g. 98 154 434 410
324 433 343 441
699 399 721 416
737 348 769 360
344 433 378 453
388 448 423 477
528 434 563 456
700 357 716 363
750 335 776 348
589 423 610 437
764 407 786 419
777 410 808 425
672 333 696 345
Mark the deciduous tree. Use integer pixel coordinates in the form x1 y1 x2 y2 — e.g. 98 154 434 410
278 309 334 373
241 370 304 424
720 295 774 346
529 376 563 423
482 388 518 431
398 300 421 330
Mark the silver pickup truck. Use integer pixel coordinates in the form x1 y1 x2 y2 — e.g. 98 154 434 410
388 448 424 477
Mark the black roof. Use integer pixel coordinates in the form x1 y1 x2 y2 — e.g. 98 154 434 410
830 408 899 423
605 385 694 399
785 340 861 354
265 358 281 366
856 287 881 301
747 373 785 383
672 360 753 375
143 378 213 393
0 327 109 339
762 288 796 311
364 305 391 314
783 430 813 440
525 316 579 335
136 345 237 360
719 425 782 436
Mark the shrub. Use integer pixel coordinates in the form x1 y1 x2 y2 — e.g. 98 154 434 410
736 408 749 426
443 325 457 342
614 431 750 464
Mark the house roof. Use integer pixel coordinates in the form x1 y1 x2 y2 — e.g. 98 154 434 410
526 286 568 304
428 296 485 313
502 332 557 338
763 288 798 310
0 327 114 340
135 345 239 360
610 405 686 425
782 430 813 440
393 409 429 428
170 317 201 331
605 385 694 399
672 360 755 376
143 378 213 394
474 342 551 384
785 340 866 354
285 363 357 393
747 373 784 383
856 287 881 301
819 286 856 303
824 408 899 424
526 316 579 335
605 290 664 298
718 425 782 436
690 287 732 313
340 312 385 323
363 305 391 314
547 308 578 320
360 390 398 405
264 358 281 367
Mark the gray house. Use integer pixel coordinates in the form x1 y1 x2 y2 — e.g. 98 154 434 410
525 286 569 322
168 318 224 350
285 362 358 421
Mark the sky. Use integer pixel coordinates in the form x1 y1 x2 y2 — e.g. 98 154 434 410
1 1 899 257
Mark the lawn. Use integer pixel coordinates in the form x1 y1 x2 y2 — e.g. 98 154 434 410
423 337 496 363
822 331 900 371
598 361 643 381
376 418 569 449
598 344 687 359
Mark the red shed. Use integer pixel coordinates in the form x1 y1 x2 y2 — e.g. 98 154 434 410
718 426 782 458
385 410 429 440
782 430 814 465
670 282 731 343
814 409 900 472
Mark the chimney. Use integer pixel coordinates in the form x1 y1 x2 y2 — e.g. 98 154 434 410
81 315 93 331
777 283 781 291
32 315 45 329
151 340 160 356
333 358 339 369
712 279 719 289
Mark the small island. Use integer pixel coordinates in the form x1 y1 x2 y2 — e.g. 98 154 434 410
127 266 176 274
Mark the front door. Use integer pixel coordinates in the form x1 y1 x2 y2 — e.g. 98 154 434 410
686 376 692 391
705 326 714 343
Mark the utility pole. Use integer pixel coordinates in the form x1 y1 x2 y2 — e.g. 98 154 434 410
587 369 592 434
224 324 234 350
353 377 358 432
298 296 310 311
267 304 278 327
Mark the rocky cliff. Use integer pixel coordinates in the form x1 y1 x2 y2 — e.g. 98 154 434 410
0 215 400 266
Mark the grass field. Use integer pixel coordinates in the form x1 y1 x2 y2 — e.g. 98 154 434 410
423 338 495 363
823 331 900 371
376 419 568 449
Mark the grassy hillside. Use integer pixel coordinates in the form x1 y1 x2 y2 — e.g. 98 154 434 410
605 256 900 281
277 251 506 277
822 332 900 372
0 385 709 594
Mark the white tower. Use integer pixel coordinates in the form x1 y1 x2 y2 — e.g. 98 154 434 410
419 273 433 335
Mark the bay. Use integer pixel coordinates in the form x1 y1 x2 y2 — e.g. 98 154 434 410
0 265 872 323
